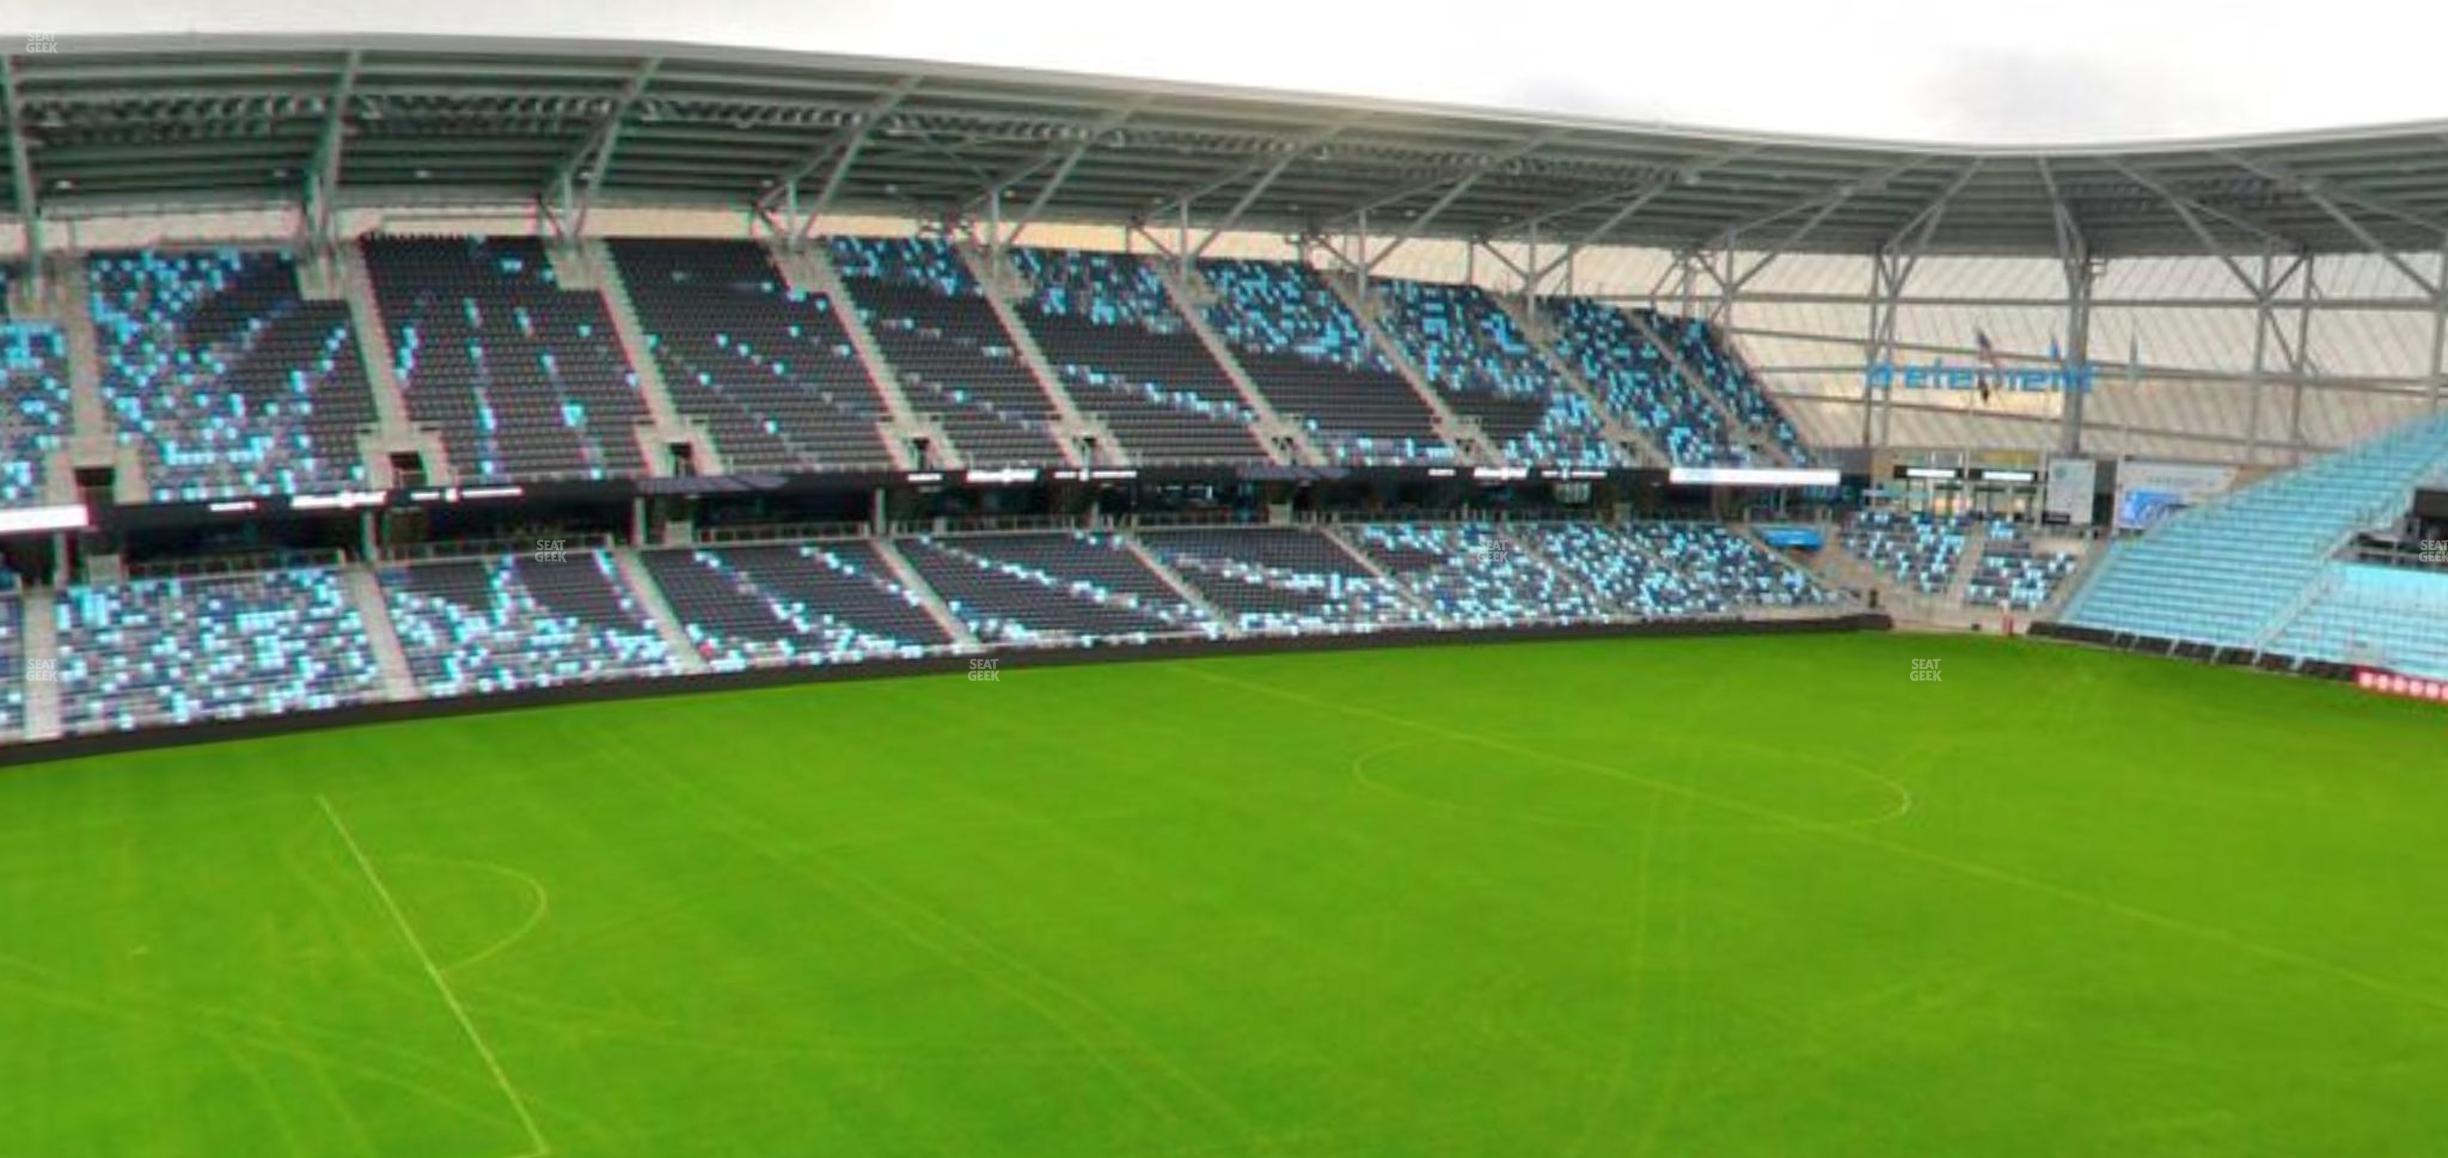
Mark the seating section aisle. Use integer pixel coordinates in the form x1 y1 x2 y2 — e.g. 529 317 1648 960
380 551 676 696
361 236 650 482
2063 412 2448 649
1544 297 1744 466
53 569 383 735
88 249 377 502
896 532 1213 644
1963 520 2077 610
1135 527 1429 634
0 322 69 508
1009 248 1268 464
642 540 953 670
1842 511 1970 596
608 239 895 472
1349 523 1613 625
1373 280 1619 468
1649 311 1808 464
827 237 1068 466
1198 260 1450 465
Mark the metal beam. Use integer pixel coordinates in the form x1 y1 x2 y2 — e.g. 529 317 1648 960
304 49 362 249
975 100 1145 246
2220 151 2448 239
1486 145 1762 240
1319 131 1562 232
0 55 40 280
545 56 661 238
755 76 920 215
2294 188 2442 299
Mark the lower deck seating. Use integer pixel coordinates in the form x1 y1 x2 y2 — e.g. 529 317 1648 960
1842 511 1970 595
1629 523 1832 609
53 569 383 734
1135 527 1428 634
642 541 952 669
0 597 23 737
1516 523 1702 619
895 533 1213 644
2268 563 2448 677
1349 523 1613 625
380 551 675 696
1963 521 2078 610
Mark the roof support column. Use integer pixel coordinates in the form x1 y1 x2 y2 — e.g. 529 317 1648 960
2288 256 2319 465
2428 241 2448 411
2058 249 2097 456
1 55 42 299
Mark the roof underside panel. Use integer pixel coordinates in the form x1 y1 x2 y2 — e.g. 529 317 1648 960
3 35 2446 257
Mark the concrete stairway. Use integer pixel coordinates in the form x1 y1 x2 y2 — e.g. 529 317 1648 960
1121 533 1232 629
580 240 726 477
769 243 960 470
49 261 148 505
1322 274 1491 466
953 244 1100 469
1320 525 1442 622
341 565 422 702
1622 308 1795 468
1149 261 1312 466
611 548 710 674
1490 294 1672 468
20 588 61 741
874 539 983 648
334 242 457 486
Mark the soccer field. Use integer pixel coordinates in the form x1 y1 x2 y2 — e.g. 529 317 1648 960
3 632 2444 1155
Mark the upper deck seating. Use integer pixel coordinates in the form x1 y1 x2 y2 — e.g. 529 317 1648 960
1543 297 1745 466
0 323 69 507
608 239 895 472
1009 248 1267 464
361 236 650 482
827 237 1068 466
1649 310 1809 464
88 249 377 502
1198 259 1451 465
1373 280 1619 468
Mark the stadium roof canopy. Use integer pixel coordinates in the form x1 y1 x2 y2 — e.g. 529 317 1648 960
7 34 2448 259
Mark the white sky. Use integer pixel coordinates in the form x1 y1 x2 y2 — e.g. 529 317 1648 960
19 0 2448 144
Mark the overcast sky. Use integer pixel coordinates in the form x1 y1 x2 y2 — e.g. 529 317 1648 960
20 0 2448 144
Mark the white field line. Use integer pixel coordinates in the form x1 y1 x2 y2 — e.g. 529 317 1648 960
319 795 551 1158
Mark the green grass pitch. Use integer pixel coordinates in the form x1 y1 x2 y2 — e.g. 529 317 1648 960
4 632 2446 1155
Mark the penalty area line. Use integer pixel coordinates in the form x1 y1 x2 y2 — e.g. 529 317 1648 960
318 794 552 1158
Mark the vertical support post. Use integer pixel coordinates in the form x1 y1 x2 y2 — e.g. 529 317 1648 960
2288 255 2317 464
987 186 1004 272
1354 209 1370 300
2058 248 2095 455
1177 200 1191 281
2427 240 2448 411
2244 247 2276 464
